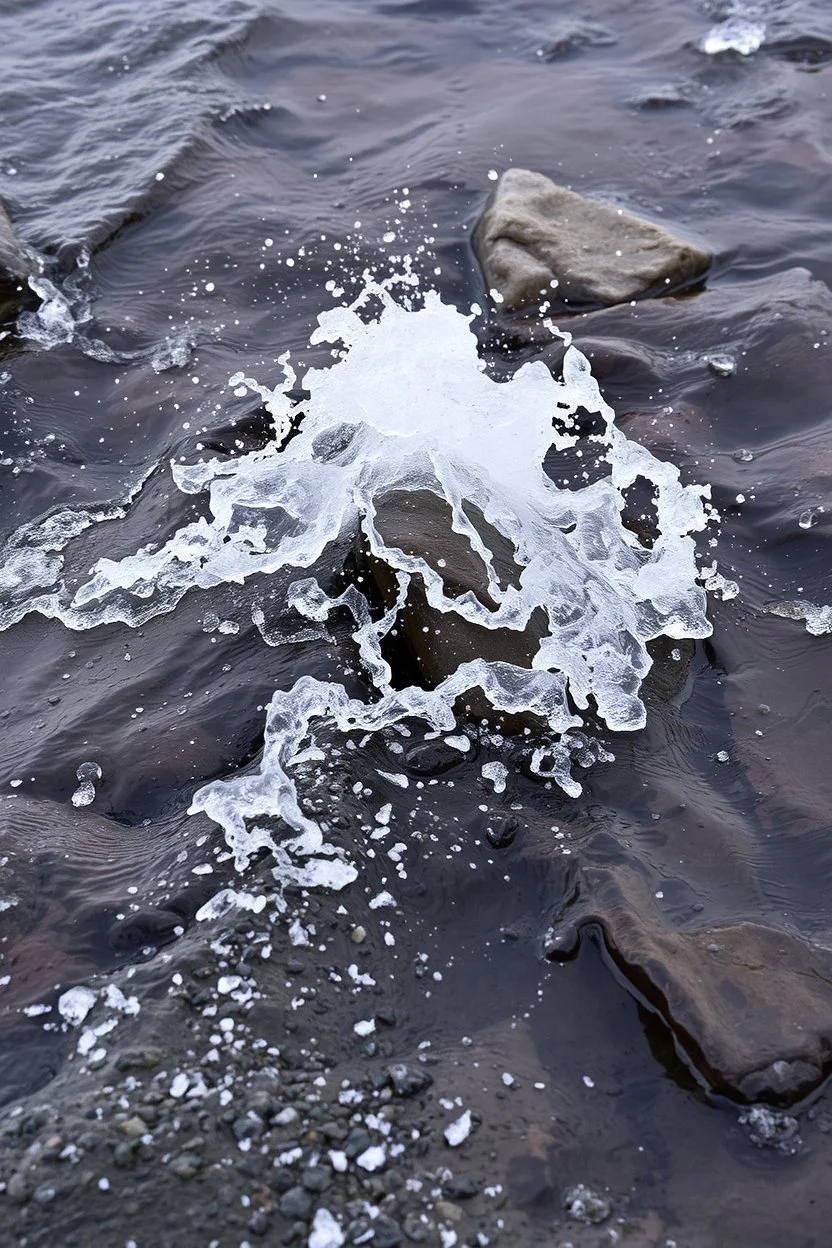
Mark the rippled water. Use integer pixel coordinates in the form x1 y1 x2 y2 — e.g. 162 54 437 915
2 0 832 1242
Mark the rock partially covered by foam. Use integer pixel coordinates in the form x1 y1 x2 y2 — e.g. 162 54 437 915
472 168 711 311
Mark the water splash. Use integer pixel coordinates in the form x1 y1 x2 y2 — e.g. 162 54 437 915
0 275 713 884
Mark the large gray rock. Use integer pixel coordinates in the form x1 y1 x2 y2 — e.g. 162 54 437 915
472 167 711 312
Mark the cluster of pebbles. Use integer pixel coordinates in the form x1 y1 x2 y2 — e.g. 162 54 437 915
0 872 623 1248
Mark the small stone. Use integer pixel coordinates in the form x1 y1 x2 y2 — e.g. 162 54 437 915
350 926 367 945
302 1165 331 1193
272 1166 296 1193
279 1185 312 1220
248 1209 270 1236
402 1210 429 1241
170 1153 202 1180
120 1117 147 1140
233 1114 264 1143
435 1200 463 1223
563 1183 612 1224
385 1063 433 1098
443 1175 477 1199
6 1172 28 1204
33 1183 57 1206
372 1214 403 1247
115 1048 162 1072
113 1142 138 1168
344 1128 372 1159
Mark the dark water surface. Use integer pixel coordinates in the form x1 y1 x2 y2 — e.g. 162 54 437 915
1 0 832 1244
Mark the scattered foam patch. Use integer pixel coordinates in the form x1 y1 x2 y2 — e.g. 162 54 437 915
765 600 832 636
701 17 766 55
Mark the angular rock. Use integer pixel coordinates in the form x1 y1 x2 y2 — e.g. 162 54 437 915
472 167 711 312
576 860 832 1103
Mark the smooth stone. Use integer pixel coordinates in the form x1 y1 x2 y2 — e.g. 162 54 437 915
472 167 711 312
575 860 832 1102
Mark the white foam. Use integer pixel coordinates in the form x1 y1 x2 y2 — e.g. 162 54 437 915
2 276 712 882
701 17 765 55
57 985 97 1027
308 1209 345 1248
765 600 832 636
444 1109 473 1147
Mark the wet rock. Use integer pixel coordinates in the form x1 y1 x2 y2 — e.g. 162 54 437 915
0 201 33 304
578 861 832 1102
542 920 580 961
5 1171 29 1204
301 1165 331 1193
372 1214 403 1247
170 1152 202 1179
385 1064 433 1099
537 21 616 60
485 816 520 849
472 168 710 312
360 489 546 723
278 1185 312 1220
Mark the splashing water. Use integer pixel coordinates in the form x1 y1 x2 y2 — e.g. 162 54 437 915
0 275 712 889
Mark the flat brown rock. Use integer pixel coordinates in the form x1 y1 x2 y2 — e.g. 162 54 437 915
576 860 832 1102
472 167 711 312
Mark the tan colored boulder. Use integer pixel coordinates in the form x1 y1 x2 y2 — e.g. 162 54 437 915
472 167 711 312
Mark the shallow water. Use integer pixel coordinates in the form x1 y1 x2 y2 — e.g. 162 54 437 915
1 0 832 1243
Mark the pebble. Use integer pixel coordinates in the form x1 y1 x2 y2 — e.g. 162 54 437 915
170 1153 202 1180
386 1064 432 1098
434 1199 463 1223
302 1165 332 1193
279 1185 312 1220
372 1213 403 1247
120 1117 147 1140
6 1172 28 1204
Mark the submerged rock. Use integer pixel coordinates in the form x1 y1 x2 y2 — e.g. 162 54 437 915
575 860 832 1103
472 167 711 312
359 488 546 721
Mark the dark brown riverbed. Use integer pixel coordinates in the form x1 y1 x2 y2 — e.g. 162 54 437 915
0 1 831 1245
